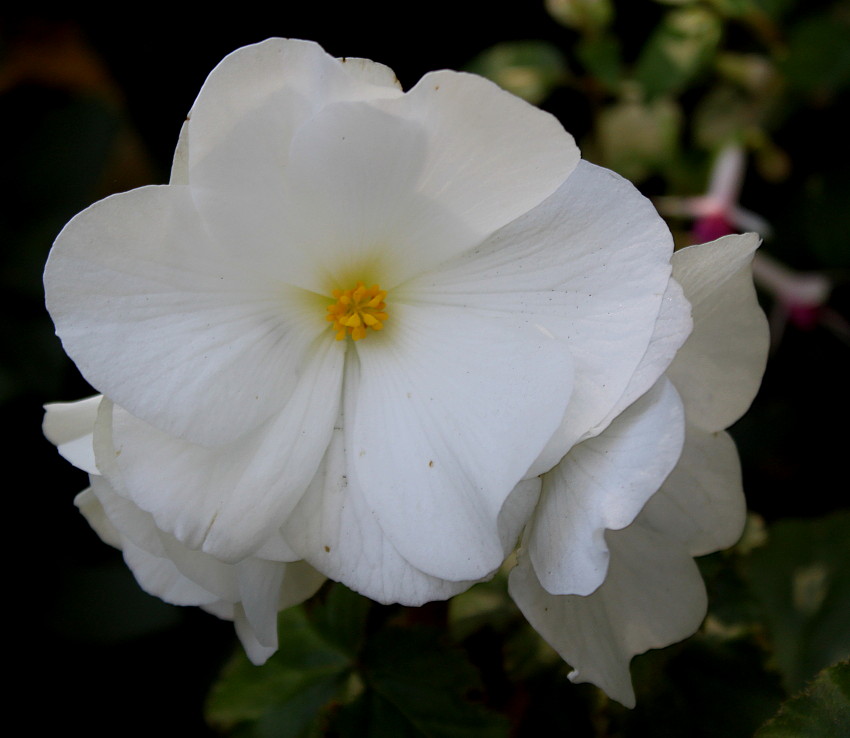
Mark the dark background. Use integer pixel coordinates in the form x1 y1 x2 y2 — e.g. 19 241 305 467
3 3 848 735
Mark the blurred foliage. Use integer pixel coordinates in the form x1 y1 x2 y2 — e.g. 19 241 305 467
207 585 509 737
4 1 849 736
744 513 850 692
467 41 569 105
202 512 850 737
755 660 850 737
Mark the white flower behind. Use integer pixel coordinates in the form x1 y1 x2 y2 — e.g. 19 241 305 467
509 233 769 707
42 39 763 676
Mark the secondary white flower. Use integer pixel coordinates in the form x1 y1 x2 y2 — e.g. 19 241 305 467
509 233 769 707
45 39 690 662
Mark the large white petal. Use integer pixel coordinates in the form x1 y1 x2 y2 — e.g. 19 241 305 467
43 395 102 475
169 120 189 185
528 378 685 596
510 518 707 708
45 184 326 446
94 337 344 563
498 478 543 555
233 604 279 666
276 561 328 611
191 59 576 292
642 425 746 557
122 539 221 607
79 480 227 606
403 161 676 475
75 486 122 549
187 39 401 178
233 559 326 652
369 69 579 278
351 303 574 581
510 420 744 706
86 474 240 602
83 475 324 647
668 234 769 432
266 99 468 293
236 558 287 648
592 277 692 436
284 373 480 606
185 40 406 288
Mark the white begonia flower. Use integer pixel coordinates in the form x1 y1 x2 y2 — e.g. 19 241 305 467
509 233 769 707
45 39 701 664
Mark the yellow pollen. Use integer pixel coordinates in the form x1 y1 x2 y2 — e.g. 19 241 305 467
326 282 388 341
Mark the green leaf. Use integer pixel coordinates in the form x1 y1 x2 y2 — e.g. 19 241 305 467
706 0 758 17
756 661 850 738
783 14 850 100
634 6 722 99
595 95 682 182
744 512 850 692
205 605 353 736
545 0 614 33
625 634 784 737
465 41 569 105
753 0 796 20
576 34 623 92
356 627 509 738
312 582 371 657
692 84 761 150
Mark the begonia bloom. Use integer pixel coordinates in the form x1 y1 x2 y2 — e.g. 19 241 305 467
44 39 764 678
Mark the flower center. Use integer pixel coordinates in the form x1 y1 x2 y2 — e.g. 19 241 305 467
326 282 388 341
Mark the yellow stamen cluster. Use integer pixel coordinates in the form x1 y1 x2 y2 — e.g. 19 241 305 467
326 282 388 341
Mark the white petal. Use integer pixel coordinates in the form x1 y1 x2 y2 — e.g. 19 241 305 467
668 233 769 432
95 337 344 562
335 56 402 90
85 474 324 633
383 68 579 233
510 518 707 708
45 185 327 446
75 486 122 549
642 425 746 557
276 561 327 610
284 393 479 606
186 41 405 289
202 87 575 295
233 560 324 651
236 558 286 648
269 99 451 291
80 479 226 607
253 534 302 563
498 478 542 554
233 603 279 666
169 120 189 185
122 538 221 606
202 599 234 620
351 303 574 581
187 39 401 177
404 161 675 476
87 473 240 602
528 378 685 596
43 395 102 474
87 474 168 558
592 277 692 435
369 69 579 278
